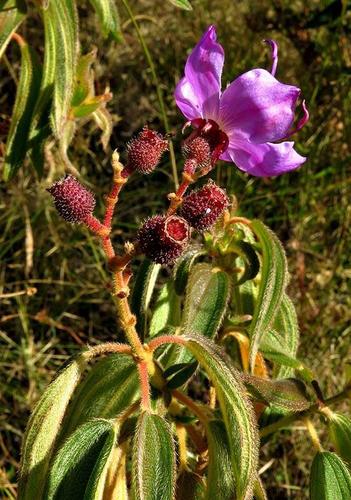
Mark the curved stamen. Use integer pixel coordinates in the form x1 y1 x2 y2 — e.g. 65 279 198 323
264 39 278 77
285 99 309 139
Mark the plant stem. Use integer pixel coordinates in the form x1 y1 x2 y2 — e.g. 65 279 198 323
260 386 351 439
120 0 179 188
173 389 210 424
137 361 151 411
304 418 323 452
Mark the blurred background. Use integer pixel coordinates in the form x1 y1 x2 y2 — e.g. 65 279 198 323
0 0 350 497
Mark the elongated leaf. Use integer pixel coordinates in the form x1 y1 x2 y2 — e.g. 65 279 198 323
173 244 205 295
183 333 259 500
60 354 139 441
46 419 117 500
149 281 181 337
232 240 260 285
131 259 160 340
164 361 198 389
3 39 42 180
19 356 86 500
242 373 311 412
132 412 176 500
183 263 231 339
260 329 313 382
0 0 27 59
88 0 122 41
328 413 351 467
272 293 300 378
249 220 288 369
167 0 192 10
47 0 79 138
310 451 351 499
206 419 235 500
93 105 114 151
176 470 205 499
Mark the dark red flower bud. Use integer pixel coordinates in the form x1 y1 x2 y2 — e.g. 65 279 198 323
127 126 168 175
47 175 96 223
182 136 211 172
180 181 229 231
137 215 190 264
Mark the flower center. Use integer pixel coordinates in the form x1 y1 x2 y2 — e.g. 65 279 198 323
189 118 229 164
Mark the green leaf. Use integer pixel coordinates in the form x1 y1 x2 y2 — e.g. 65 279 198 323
131 412 176 500
328 413 351 467
60 354 139 441
242 373 311 412
167 0 192 10
173 244 205 295
46 0 79 138
88 0 123 41
19 356 86 500
3 40 42 180
176 470 205 499
272 293 300 378
183 333 259 500
131 259 160 340
183 263 231 339
310 451 351 500
0 0 27 59
205 419 235 500
249 220 288 369
232 240 260 286
164 361 198 389
149 281 181 338
260 329 313 382
46 419 117 500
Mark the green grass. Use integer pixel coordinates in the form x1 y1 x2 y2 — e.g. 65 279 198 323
1 0 350 497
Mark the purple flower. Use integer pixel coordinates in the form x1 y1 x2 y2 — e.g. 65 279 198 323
175 26 309 177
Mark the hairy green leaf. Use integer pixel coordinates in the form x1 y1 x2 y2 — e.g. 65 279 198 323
242 373 311 412
183 333 259 500
206 419 235 500
19 356 86 500
0 0 27 59
88 0 122 41
46 419 117 500
173 244 205 295
132 412 176 500
60 354 139 441
310 451 351 499
164 361 198 389
131 259 160 340
149 281 181 337
272 293 300 378
3 40 42 180
183 263 231 339
167 0 192 10
46 0 79 138
249 220 288 369
233 240 260 285
328 413 351 467
261 329 313 382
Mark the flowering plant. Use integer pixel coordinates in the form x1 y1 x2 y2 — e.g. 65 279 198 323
18 26 351 500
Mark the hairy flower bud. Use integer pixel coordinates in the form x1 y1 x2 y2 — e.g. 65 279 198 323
180 181 229 231
47 175 96 223
127 126 168 175
137 215 190 264
182 136 211 172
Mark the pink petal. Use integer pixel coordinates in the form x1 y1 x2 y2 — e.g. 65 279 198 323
223 138 306 177
174 25 224 121
219 69 300 143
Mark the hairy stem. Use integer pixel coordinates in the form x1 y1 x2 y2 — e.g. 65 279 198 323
121 0 179 188
137 361 151 411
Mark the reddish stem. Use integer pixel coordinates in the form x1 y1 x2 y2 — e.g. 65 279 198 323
148 335 186 352
137 361 151 411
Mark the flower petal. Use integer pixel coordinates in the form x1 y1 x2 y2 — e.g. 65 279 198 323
223 138 306 177
219 69 300 143
174 25 224 121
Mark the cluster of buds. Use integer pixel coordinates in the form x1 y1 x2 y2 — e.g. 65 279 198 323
47 125 228 266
